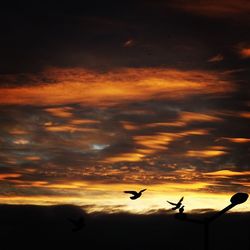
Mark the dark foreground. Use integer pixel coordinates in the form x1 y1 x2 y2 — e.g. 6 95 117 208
0 204 249 250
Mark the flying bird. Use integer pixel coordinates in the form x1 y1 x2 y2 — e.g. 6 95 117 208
68 216 85 232
124 189 147 200
167 197 184 210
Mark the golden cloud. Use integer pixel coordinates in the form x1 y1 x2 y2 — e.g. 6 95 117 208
0 68 234 107
205 169 250 177
186 146 228 158
104 129 209 163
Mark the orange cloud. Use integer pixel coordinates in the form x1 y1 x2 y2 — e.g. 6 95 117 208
223 137 250 143
205 169 250 177
45 107 74 117
0 68 234 107
239 48 250 58
105 129 209 163
239 112 250 118
70 119 100 125
24 156 41 161
186 146 227 158
0 173 21 180
122 111 222 131
45 125 98 133
179 111 223 123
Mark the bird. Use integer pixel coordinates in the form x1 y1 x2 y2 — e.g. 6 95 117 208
167 197 184 210
124 189 147 200
179 205 185 214
68 216 85 232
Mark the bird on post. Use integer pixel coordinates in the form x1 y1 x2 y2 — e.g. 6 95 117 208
167 197 184 210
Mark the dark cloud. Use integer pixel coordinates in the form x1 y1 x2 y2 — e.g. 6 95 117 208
0 0 250 74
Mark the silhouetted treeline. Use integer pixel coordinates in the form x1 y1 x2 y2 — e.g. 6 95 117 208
0 204 249 250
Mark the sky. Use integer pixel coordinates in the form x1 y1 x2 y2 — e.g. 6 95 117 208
0 0 250 213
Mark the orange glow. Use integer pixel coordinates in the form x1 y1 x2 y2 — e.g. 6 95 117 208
186 146 227 158
224 137 250 143
240 48 250 58
70 119 100 125
104 129 209 163
0 180 248 213
121 121 140 130
45 125 98 133
25 156 41 161
179 112 222 123
0 68 234 107
145 121 185 128
104 152 145 163
45 107 74 117
240 112 250 118
0 173 21 180
205 169 250 177
123 112 222 131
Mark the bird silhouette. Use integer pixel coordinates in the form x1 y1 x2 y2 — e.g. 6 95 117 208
179 205 185 214
167 197 184 210
124 189 147 200
68 216 85 232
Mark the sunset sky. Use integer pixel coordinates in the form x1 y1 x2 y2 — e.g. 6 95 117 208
0 0 250 213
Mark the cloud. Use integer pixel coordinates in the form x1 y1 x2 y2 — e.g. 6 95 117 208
0 66 249 211
208 54 224 62
0 68 234 107
239 47 250 58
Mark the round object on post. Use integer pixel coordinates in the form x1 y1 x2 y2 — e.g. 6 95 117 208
230 193 248 205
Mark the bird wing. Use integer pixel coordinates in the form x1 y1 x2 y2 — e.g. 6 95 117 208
178 197 184 203
140 189 147 193
124 191 137 195
167 201 177 206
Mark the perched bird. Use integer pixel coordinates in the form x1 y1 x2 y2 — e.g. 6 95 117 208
124 189 147 200
167 197 184 210
179 205 185 214
68 216 85 232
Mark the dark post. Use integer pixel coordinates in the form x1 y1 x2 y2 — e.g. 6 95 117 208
174 193 248 250
204 222 209 250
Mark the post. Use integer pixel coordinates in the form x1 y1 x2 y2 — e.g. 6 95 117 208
206 203 235 223
174 193 248 250
204 222 209 250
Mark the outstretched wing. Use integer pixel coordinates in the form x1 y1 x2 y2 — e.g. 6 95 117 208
140 189 147 193
124 191 137 195
167 201 177 206
178 197 184 203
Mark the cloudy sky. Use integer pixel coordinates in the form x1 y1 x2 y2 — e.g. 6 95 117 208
0 0 249 213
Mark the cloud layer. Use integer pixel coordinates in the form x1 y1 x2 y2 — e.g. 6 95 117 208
0 0 249 212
